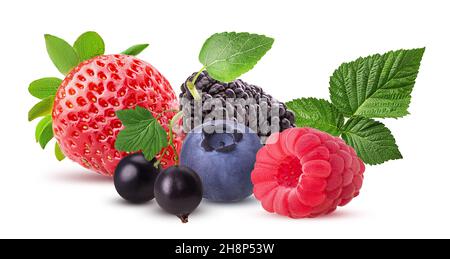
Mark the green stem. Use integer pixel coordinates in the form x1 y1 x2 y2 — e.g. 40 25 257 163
187 66 206 101
154 111 184 168
154 146 168 168
168 111 183 165
156 109 179 120
154 111 183 167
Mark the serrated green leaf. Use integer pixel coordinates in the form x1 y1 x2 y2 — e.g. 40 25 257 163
55 142 66 161
286 98 344 136
35 115 52 142
28 77 62 99
115 106 168 160
329 48 425 118
45 34 80 75
28 96 54 121
121 44 149 56
73 31 105 61
341 116 402 165
199 32 274 82
38 120 54 149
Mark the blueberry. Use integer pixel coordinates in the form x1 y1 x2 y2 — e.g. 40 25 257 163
180 120 262 202
154 166 203 223
114 153 160 203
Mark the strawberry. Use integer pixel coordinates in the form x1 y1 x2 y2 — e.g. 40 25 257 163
28 32 182 176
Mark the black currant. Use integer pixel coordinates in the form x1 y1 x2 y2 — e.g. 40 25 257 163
154 166 203 223
114 153 160 203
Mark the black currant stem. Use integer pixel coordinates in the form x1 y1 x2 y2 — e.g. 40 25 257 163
154 146 168 168
156 109 179 120
168 111 183 164
178 214 189 223
154 110 184 168
186 66 206 101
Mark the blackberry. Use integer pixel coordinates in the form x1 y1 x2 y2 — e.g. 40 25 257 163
179 71 296 143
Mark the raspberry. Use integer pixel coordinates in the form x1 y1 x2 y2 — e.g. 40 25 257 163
251 128 365 218
179 71 296 143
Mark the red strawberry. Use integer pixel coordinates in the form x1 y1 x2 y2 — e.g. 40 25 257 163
53 54 181 175
28 32 182 176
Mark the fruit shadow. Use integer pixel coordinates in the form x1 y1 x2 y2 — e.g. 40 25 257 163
144 198 257 223
202 196 258 207
256 208 365 221
49 170 112 184
315 209 366 220
110 198 208 219
112 198 155 207
148 201 210 218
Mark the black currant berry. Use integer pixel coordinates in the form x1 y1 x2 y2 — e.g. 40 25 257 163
154 166 203 223
114 153 161 203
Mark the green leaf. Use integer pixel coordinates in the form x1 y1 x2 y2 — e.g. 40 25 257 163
55 143 66 161
35 115 52 142
28 77 62 99
121 44 149 56
329 48 425 118
45 34 80 75
38 120 54 149
28 96 54 121
115 106 168 160
199 32 274 82
341 116 402 165
286 98 344 136
73 31 105 61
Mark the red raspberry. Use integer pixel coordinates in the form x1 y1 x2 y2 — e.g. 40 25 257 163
251 128 365 218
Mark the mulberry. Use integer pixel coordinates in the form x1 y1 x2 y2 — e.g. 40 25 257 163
180 71 296 143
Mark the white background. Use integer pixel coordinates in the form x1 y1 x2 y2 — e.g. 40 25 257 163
0 0 449 239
